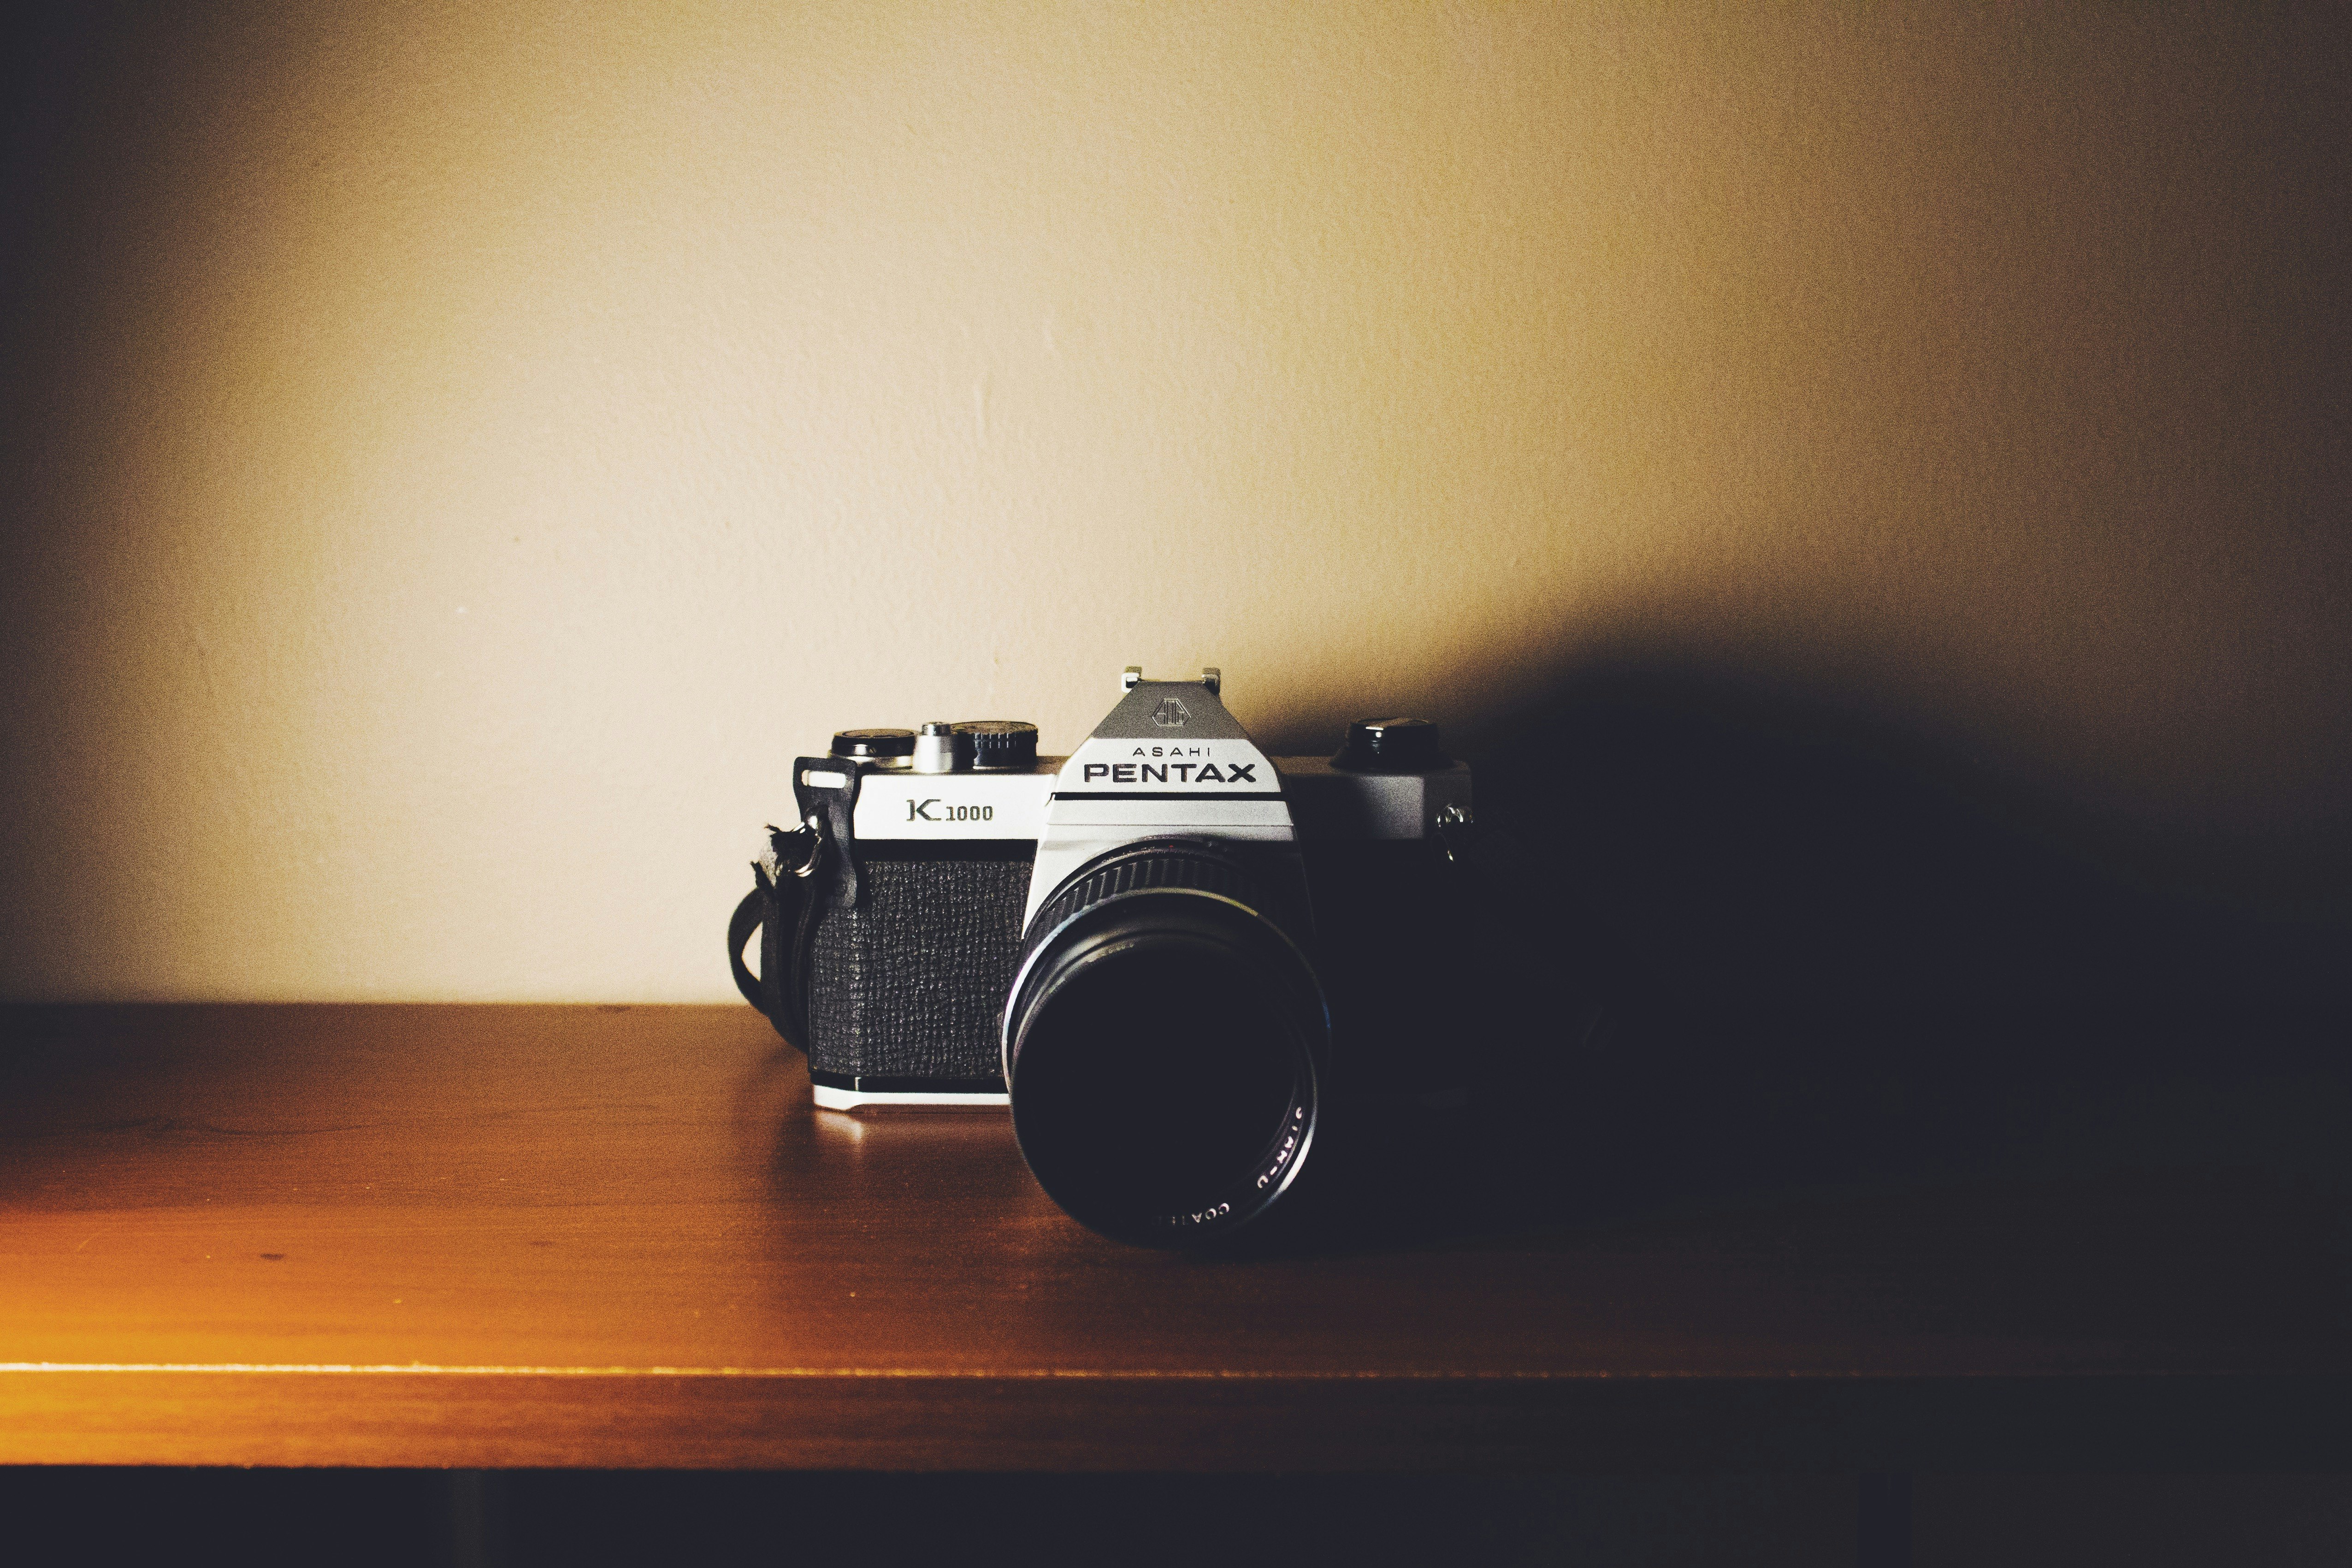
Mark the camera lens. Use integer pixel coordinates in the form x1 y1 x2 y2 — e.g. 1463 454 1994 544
1004 842 1325 1246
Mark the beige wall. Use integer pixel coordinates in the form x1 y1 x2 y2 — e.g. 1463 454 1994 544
1 2 2343 1000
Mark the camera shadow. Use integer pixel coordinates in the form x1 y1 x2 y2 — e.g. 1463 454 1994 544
1271 653 2352 1265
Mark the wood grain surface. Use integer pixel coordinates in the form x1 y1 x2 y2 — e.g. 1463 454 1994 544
1 1005 2345 1468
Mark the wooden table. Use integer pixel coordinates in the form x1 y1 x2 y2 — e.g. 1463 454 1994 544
1 1005 2345 1471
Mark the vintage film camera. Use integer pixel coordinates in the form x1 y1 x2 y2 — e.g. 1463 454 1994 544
730 666 1477 1245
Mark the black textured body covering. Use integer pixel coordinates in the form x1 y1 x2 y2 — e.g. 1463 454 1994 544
805 848 1033 1085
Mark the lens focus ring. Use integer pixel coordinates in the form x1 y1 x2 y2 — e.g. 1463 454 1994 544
1003 840 1327 1247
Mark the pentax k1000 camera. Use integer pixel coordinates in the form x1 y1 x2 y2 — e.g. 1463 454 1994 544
729 666 1479 1246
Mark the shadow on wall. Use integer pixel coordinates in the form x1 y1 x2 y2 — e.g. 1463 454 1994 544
1427 650 2352 1228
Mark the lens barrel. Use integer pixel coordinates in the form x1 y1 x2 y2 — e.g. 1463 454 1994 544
1003 841 1327 1246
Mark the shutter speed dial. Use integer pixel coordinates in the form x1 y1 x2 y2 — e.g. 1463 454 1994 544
953 720 1039 772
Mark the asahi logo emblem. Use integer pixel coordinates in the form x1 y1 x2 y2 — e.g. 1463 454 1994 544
1149 696 1191 728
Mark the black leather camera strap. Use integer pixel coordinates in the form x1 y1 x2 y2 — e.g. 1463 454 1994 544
728 819 826 1052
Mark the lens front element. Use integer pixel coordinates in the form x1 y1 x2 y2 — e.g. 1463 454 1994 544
1003 842 1325 1245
